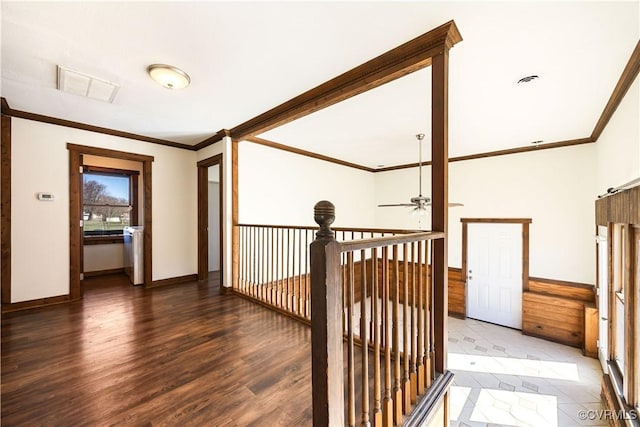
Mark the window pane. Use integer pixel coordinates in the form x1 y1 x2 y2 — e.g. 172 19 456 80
83 172 131 236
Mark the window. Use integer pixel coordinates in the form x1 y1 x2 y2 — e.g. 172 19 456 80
612 224 626 375
83 166 139 240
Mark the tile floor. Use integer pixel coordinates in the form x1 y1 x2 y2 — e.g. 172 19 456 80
448 317 606 427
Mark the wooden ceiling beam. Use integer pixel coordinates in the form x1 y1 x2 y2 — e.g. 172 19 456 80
230 20 462 141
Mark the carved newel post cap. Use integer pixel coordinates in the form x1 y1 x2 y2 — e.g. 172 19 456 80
314 200 335 239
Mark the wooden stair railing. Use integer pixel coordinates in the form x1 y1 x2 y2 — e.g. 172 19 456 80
311 201 452 427
234 223 418 322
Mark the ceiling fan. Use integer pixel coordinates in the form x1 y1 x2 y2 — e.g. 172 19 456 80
378 133 463 215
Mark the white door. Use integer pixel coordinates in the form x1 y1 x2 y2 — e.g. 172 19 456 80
596 225 608 371
467 223 523 329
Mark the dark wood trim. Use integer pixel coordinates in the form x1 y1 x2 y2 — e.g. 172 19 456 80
69 150 82 298
148 274 198 289
461 217 533 224
403 371 454 427
431 50 449 375
83 268 125 278
1 114 11 304
591 41 640 141
68 144 153 295
197 153 224 284
375 138 594 172
67 143 154 163
0 97 9 114
1 294 73 313
230 21 461 140
624 225 638 405
82 165 140 176
232 140 239 289
522 222 530 292
244 136 375 172
142 160 152 287
193 129 231 151
596 186 640 226
528 276 595 290
83 236 124 245
461 218 532 316
2 100 193 150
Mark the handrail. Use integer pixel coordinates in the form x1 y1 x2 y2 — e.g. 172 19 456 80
310 200 449 426
339 231 444 252
237 223 423 235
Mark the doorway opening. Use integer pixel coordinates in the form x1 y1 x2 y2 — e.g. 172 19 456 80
461 218 531 329
67 144 153 299
197 154 223 285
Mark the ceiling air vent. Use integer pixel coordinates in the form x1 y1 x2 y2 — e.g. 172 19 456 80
57 65 119 103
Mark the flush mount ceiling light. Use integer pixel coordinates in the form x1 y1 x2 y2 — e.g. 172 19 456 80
517 75 539 84
147 64 190 89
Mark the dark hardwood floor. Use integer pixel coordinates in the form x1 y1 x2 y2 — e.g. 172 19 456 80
1 273 312 426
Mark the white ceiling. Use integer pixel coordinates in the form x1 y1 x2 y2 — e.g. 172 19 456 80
2 1 638 168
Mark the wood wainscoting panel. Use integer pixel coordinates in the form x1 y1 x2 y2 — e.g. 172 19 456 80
448 268 465 319
523 277 597 352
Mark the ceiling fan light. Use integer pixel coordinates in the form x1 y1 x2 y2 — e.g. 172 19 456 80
147 64 190 89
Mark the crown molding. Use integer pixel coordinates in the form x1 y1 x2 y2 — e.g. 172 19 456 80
591 40 640 141
0 98 197 151
244 136 375 172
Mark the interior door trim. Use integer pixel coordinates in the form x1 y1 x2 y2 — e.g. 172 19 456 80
460 217 532 318
197 154 223 284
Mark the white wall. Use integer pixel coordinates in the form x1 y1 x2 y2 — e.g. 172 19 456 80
84 244 124 272
238 142 376 228
375 143 597 284
596 77 640 193
10 118 198 302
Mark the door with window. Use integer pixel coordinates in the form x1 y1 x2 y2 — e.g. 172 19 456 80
467 222 523 329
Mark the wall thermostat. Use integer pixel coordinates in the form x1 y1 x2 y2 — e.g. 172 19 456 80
37 192 54 201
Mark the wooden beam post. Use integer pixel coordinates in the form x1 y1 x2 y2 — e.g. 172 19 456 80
431 50 449 375
232 139 239 290
310 200 344 427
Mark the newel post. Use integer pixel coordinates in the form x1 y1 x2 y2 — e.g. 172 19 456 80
310 201 344 427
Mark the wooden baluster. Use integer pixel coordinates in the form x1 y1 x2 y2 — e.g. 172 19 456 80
251 226 255 297
292 228 296 313
410 241 417 403
372 248 382 427
348 251 356 427
361 249 371 427
310 201 344 426
258 227 267 301
305 229 310 318
417 240 425 395
382 246 392 427
427 241 434 386
280 227 285 310
402 243 411 413
239 226 244 291
392 245 402 425
287 228 292 312
270 227 275 305
298 229 303 317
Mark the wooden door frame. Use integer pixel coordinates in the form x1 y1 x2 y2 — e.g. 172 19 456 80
460 218 532 318
68 144 154 298
197 154 223 284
